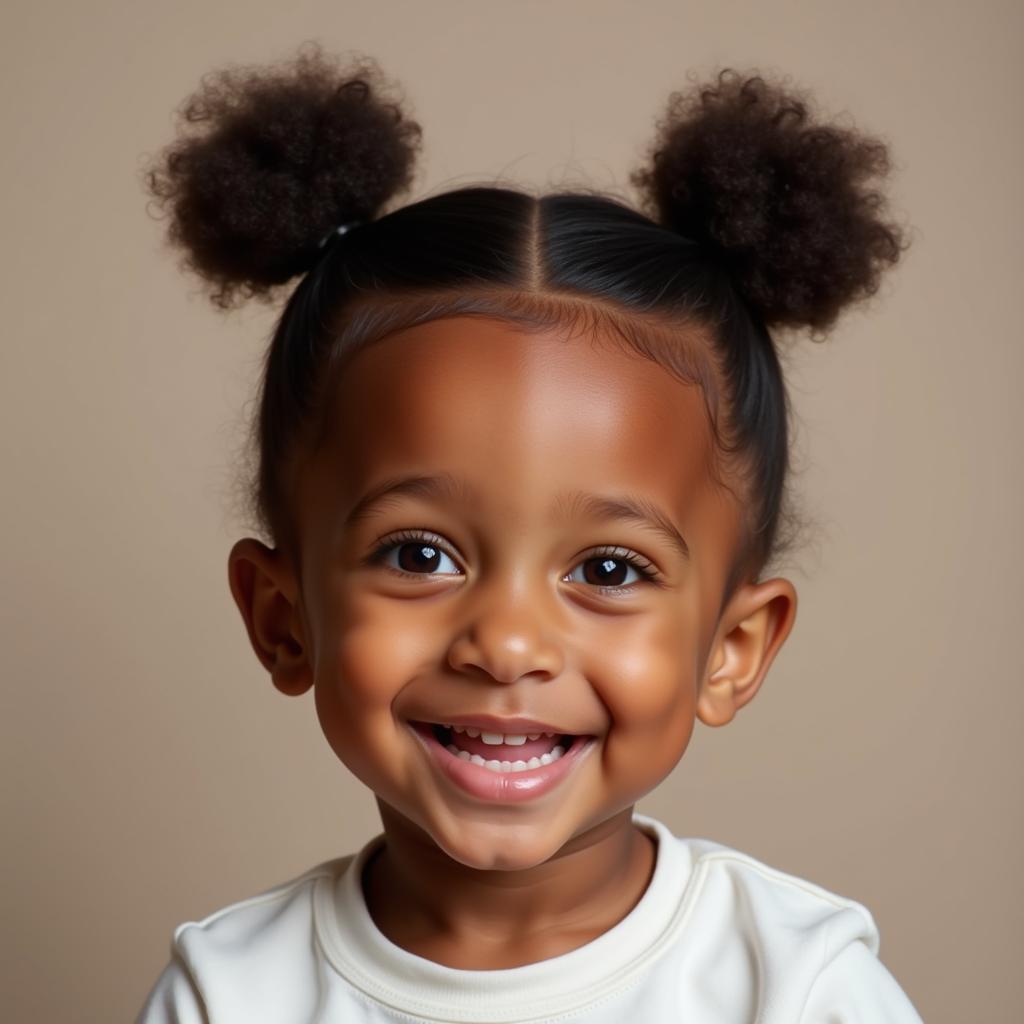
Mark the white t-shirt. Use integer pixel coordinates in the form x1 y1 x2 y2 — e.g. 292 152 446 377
135 813 924 1022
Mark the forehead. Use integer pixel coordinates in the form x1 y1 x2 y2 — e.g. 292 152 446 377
292 315 741 569
306 315 738 549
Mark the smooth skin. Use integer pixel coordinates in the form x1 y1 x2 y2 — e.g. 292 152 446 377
227 315 796 969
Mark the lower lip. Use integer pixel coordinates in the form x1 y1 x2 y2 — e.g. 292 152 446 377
410 723 596 804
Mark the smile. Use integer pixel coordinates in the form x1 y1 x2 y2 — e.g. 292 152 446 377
409 720 596 803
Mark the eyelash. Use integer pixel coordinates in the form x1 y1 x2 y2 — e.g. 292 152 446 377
365 529 661 595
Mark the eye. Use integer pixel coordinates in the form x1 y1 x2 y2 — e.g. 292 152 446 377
563 546 660 593
368 530 463 579
366 533 660 593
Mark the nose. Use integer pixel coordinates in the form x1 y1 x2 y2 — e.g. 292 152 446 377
446 584 564 684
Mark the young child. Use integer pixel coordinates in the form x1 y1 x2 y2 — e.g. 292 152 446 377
136 43 923 1023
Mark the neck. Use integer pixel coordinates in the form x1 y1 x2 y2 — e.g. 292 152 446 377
361 802 657 969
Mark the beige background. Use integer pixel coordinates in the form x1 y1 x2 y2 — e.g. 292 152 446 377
2 1 1021 1020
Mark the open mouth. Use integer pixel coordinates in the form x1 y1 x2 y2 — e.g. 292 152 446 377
408 719 597 802
414 721 581 774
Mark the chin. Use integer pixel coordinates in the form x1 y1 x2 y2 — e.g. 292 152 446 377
434 820 567 872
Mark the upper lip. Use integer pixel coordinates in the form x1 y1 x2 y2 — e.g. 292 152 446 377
416 714 580 736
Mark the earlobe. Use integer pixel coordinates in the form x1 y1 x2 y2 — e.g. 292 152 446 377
226 538 313 697
697 577 797 727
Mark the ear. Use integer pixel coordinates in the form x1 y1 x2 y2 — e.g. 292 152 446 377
697 577 797 727
226 538 313 697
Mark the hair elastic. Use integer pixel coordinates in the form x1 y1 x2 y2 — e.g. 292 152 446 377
317 220 361 249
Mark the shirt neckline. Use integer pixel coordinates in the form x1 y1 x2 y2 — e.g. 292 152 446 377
313 813 694 1022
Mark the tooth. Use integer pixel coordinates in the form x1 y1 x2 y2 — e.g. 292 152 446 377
469 754 485 766
452 725 466 734
457 750 471 762
446 744 460 755
527 733 540 741
504 734 527 745
480 732 503 745
479 755 551 774
465 727 481 738
543 732 555 738
538 748 565 766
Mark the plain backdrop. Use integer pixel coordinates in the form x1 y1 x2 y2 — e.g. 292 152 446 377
2 1 1021 1020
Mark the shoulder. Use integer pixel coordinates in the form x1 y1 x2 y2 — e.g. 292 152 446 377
171 855 349 955
681 832 881 954
637 816 924 1021
136 855 353 1024
639 815 880 952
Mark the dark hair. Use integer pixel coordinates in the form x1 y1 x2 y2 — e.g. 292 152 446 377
143 42 907 598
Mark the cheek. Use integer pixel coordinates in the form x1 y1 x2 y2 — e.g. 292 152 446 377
311 597 432 761
338 621 417 697
589 614 699 784
593 615 698 720
315 592 433 702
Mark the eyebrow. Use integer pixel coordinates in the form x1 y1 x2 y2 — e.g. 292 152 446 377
560 491 690 561
342 472 690 561
343 473 474 526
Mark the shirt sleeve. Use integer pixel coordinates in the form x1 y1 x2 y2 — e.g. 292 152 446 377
799 939 925 1023
134 955 209 1024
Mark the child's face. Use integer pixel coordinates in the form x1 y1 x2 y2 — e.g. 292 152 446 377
242 315 794 871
